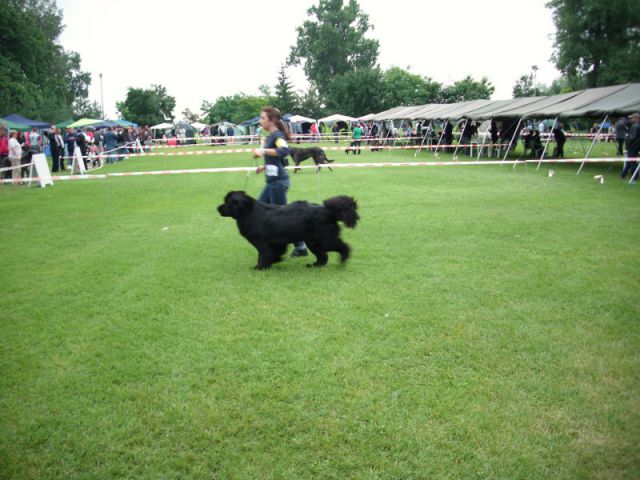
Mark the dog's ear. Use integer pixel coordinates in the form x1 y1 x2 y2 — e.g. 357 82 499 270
238 192 254 211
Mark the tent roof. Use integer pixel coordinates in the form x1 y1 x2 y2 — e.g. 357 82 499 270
406 103 452 120
358 113 376 121
521 84 628 118
190 122 207 130
238 116 260 126
369 106 408 121
150 122 173 130
2 118 31 131
318 113 357 123
288 114 316 123
377 105 427 120
465 97 544 119
68 118 105 128
55 119 75 129
4 113 50 128
559 83 640 117
114 119 139 127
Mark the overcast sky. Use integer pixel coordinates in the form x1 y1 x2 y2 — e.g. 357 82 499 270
57 0 560 119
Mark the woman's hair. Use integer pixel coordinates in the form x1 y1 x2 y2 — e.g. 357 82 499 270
261 106 291 140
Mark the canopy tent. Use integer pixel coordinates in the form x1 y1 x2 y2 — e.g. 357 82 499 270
287 114 316 124
4 113 50 129
466 97 545 120
546 83 640 117
318 114 357 124
376 105 427 121
150 122 173 130
55 119 75 129
358 113 376 121
406 103 452 120
238 116 260 127
68 118 109 129
2 118 31 132
113 119 139 127
520 84 627 118
369 106 408 121
190 121 208 131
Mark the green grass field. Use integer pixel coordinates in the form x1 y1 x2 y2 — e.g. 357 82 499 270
1 140 639 479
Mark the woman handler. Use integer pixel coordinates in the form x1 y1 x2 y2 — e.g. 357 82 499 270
253 107 308 257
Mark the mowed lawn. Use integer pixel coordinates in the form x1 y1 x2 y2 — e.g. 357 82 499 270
0 146 639 478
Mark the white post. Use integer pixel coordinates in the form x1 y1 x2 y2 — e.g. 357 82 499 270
434 120 448 156
629 161 640 185
503 117 523 165
476 118 491 160
452 119 467 159
577 114 608 175
414 120 432 157
536 116 557 170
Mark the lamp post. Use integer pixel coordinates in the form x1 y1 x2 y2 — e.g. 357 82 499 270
99 73 105 118
531 65 539 96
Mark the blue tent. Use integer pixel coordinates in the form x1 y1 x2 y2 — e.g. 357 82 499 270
114 119 139 127
238 116 260 127
4 113 50 129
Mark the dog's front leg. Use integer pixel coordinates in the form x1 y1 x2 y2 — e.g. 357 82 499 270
254 244 273 270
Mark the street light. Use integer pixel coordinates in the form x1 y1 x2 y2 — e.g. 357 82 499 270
531 65 539 96
99 73 105 118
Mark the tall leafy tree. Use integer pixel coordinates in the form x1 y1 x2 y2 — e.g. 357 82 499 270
116 85 175 126
0 0 91 121
201 93 267 124
380 67 443 108
547 0 640 87
298 85 327 119
443 76 495 102
288 0 380 98
72 98 102 119
326 68 384 117
273 65 299 114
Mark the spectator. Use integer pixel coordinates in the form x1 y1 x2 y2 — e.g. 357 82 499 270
443 121 454 152
76 129 88 169
351 123 364 155
615 117 628 156
552 122 566 159
103 127 118 164
65 128 76 160
621 113 640 182
48 126 62 172
8 131 23 185
30 127 42 153
0 127 9 179
332 122 340 143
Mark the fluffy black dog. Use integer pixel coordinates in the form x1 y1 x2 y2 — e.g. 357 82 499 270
218 191 358 269
289 147 334 173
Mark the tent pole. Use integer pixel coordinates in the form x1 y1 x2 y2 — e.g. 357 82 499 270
536 116 557 170
434 120 447 156
629 162 640 185
577 114 608 175
502 117 522 165
452 119 466 159
476 118 490 161
414 120 432 157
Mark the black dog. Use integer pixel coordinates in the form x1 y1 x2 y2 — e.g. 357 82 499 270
218 191 358 269
289 147 334 173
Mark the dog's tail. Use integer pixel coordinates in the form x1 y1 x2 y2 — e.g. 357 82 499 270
325 158 335 163
323 196 359 228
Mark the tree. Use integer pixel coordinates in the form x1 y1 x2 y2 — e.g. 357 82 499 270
181 108 200 123
380 67 443 108
72 98 102 119
326 68 384 117
443 76 495 102
288 0 380 98
0 0 91 121
201 93 268 124
273 65 299 114
298 85 326 119
116 85 175 126
547 0 640 87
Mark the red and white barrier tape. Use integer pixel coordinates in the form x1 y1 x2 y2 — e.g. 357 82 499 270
4 157 635 184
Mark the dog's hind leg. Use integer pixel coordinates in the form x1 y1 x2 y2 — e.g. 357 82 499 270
305 242 328 268
270 243 287 264
325 238 350 263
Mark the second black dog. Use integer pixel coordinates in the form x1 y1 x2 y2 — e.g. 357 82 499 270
218 191 359 269
289 147 334 173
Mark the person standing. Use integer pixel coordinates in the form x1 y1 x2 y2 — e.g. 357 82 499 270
48 126 62 172
621 113 640 182
351 123 364 155
615 117 628 156
252 106 308 257
552 122 566 159
103 127 118 164
28 127 41 153
8 131 23 185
